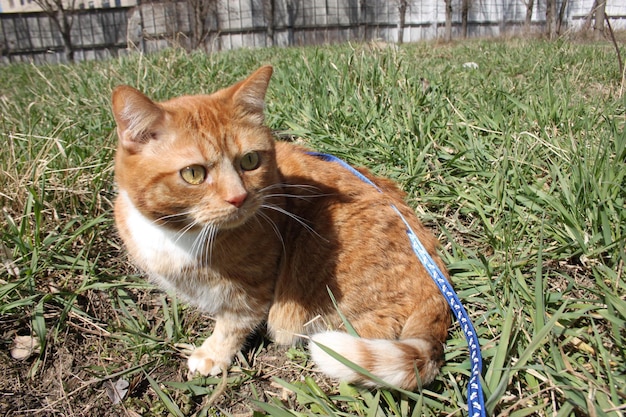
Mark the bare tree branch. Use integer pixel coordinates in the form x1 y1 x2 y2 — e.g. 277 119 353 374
397 0 407 44
605 14 623 78
594 0 606 40
444 0 452 42
524 0 534 30
461 0 470 38
263 0 274 47
557 0 568 35
34 0 78 61
186 0 219 50
546 0 557 40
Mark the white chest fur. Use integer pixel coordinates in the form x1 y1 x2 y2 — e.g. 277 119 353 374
119 190 198 271
117 191 233 313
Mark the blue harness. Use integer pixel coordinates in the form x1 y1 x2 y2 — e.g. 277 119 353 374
309 151 486 417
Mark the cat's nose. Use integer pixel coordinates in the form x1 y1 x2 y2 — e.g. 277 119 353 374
226 192 248 208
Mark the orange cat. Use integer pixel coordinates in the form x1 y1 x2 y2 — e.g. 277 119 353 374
111 66 450 390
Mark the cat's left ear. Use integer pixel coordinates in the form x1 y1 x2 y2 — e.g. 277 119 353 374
229 65 273 124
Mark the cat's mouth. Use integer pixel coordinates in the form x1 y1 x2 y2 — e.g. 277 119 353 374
192 199 260 231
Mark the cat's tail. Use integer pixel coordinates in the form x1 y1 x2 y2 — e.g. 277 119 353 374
308 331 443 390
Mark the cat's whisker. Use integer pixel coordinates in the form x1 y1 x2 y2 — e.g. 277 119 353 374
190 226 203 261
185 219 203 259
260 183 323 196
188 222 217 267
263 193 330 202
195 224 214 266
152 210 196 226
206 224 219 267
256 211 286 256
165 207 222 264
260 203 328 242
260 184 330 205
173 219 200 245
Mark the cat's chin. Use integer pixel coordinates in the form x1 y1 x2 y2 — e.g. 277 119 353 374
203 205 259 231
210 216 252 231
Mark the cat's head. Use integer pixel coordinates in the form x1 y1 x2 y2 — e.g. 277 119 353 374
112 66 278 231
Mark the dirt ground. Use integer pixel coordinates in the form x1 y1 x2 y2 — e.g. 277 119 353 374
0 284 331 417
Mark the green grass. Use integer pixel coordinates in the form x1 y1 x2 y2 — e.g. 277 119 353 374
1 39 625 416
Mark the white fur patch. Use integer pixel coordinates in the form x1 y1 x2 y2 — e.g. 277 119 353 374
309 332 367 382
118 191 233 313
120 191 199 269
309 331 429 388
187 341 232 376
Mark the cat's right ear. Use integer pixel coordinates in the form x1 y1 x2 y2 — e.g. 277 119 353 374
111 86 165 153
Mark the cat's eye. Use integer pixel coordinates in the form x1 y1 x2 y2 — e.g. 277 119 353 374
180 165 206 185
240 151 260 171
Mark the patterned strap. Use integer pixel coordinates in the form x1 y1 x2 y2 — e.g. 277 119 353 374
309 151 486 417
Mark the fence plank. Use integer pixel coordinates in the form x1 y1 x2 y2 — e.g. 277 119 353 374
1 0 625 64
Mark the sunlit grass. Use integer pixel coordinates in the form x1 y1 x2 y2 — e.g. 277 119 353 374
1 39 625 416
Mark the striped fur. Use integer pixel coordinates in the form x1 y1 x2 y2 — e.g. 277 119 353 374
111 66 451 389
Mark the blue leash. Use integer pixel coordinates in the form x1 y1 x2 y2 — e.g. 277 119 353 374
309 151 486 417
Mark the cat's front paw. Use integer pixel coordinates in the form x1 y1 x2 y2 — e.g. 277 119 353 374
187 347 231 377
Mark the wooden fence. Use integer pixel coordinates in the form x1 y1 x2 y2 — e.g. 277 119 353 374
2 0 625 64
1 7 129 63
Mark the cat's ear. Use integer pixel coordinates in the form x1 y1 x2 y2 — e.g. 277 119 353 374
111 85 165 153
229 65 273 124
